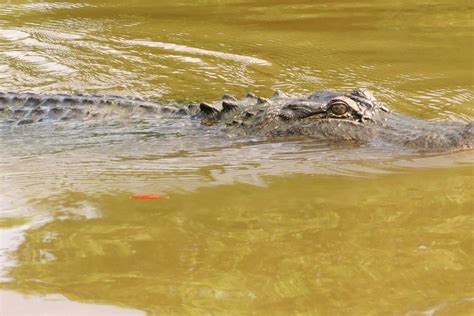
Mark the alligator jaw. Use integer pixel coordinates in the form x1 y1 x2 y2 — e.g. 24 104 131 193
265 118 375 142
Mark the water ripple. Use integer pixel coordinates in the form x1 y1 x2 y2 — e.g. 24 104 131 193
122 39 271 66
0 2 93 16
0 29 29 40
3 51 75 75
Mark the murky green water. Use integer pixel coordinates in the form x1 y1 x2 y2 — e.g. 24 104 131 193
0 0 473 315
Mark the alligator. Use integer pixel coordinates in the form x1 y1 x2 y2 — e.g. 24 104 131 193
0 89 472 152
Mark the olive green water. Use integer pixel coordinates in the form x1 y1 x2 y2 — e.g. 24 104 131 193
0 0 473 315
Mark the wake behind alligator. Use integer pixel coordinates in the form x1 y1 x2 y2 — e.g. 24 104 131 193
0 89 472 152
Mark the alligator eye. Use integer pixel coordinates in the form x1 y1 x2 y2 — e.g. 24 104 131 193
330 102 348 116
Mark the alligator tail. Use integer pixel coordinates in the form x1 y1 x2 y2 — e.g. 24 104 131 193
0 92 187 125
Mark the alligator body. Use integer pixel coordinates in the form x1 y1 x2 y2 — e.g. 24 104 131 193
0 90 472 152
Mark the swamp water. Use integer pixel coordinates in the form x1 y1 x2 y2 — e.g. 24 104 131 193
0 0 473 315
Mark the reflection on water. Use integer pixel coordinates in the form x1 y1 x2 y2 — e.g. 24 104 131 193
1 119 471 201
3 169 474 315
0 290 145 316
124 39 271 66
0 0 473 314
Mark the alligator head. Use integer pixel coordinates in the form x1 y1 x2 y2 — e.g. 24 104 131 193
256 89 386 141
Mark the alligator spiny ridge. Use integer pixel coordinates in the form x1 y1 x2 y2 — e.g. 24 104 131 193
0 89 472 152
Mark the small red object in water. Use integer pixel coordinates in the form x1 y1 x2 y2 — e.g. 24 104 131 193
129 194 163 200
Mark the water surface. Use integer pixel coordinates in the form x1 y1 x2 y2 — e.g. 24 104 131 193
0 0 473 315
